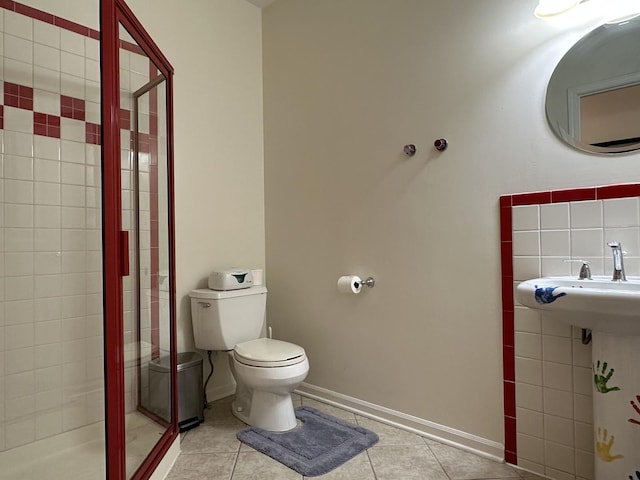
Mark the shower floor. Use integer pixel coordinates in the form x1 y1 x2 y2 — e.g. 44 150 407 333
0 412 165 479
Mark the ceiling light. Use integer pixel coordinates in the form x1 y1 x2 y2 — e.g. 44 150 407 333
535 0 583 18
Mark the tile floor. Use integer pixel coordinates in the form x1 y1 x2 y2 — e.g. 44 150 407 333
166 395 546 480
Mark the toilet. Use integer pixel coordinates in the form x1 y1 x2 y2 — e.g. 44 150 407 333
189 284 309 432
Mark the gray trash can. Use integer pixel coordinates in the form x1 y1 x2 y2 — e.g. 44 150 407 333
149 351 204 432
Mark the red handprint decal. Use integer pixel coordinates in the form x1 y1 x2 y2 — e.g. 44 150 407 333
629 395 640 426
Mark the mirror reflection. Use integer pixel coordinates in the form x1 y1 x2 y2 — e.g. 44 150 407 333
545 16 640 154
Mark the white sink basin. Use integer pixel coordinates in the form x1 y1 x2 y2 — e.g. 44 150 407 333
516 276 640 335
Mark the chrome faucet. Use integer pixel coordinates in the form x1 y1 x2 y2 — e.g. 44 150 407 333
607 241 626 281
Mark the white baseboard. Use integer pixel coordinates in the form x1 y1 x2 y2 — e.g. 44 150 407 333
295 382 504 462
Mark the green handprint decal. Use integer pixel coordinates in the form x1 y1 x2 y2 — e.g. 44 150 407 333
596 427 624 462
593 360 621 393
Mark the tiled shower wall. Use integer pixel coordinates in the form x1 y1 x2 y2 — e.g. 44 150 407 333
0 3 153 451
501 185 640 480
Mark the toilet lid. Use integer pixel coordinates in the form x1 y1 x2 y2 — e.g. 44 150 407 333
234 338 306 367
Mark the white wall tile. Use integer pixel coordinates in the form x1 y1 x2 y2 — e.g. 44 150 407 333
4 203 33 227
515 332 542 360
5 252 34 276
517 433 544 464
34 65 61 94
34 89 61 115
4 11 33 40
60 51 84 78
540 203 569 230
4 58 33 87
573 366 592 396
34 43 61 72
4 300 34 326
516 382 543 411
572 338 592 368
570 200 603 228
4 131 33 157
540 257 572 277
34 136 61 161
545 441 575 474
5 228 34 252
34 228 61 252
34 182 60 206
61 140 85 165
603 197 639 227
5 156 34 181
5 348 34 374
34 206 60 228
60 118 85 143
543 387 574 418
34 159 59 183
575 449 594 480
513 205 539 231
4 33 32 64
4 106 33 134
5 276 34 301
515 356 542 385
571 229 604 258
543 414 574 447
5 324 34 350
60 29 84 56
542 335 572 364
60 73 84 98
514 306 541 334
542 362 572 391
575 421 593 453
513 257 540 281
34 252 61 275
34 320 60 346
516 407 544 437
513 231 540 256
34 21 59 48
540 230 570 256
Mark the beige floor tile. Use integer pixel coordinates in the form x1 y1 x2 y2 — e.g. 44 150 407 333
368 445 449 480
231 451 302 480
180 423 242 454
429 442 521 479
355 416 425 446
165 452 236 480
305 450 376 480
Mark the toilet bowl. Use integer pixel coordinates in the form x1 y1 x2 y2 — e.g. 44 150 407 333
229 337 309 431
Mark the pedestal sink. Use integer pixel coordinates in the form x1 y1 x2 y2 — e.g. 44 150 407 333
516 276 640 479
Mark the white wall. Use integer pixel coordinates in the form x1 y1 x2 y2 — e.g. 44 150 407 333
262 0 640 451
124 0 265 390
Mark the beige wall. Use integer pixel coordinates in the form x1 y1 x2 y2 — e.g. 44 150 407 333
262 0 640 452
125 0 265 388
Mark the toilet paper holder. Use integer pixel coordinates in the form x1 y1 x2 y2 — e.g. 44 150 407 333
358 277 375 288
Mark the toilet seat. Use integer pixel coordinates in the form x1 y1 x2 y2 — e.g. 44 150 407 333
234 338 306 368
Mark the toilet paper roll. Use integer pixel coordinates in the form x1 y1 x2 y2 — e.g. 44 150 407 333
337 275 362 294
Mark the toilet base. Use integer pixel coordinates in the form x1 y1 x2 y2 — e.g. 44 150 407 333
249 390 298 432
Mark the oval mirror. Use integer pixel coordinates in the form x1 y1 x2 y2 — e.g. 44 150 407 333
545 16 640 154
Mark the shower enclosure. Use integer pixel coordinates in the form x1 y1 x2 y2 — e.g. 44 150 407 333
0 0 177 478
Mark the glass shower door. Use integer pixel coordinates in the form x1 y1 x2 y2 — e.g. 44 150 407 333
117 19 175 479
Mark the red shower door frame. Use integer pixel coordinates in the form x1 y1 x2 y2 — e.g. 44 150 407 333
101 1 178 479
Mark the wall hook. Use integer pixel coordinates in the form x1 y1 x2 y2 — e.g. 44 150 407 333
403 144 417 156
434 138 448 151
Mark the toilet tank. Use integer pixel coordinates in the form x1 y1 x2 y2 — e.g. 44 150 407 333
189 286 267 351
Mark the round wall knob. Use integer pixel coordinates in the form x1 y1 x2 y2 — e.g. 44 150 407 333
434 138 448 151
403 144 417 156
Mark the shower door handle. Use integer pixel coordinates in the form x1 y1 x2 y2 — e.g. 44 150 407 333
120 230 130 277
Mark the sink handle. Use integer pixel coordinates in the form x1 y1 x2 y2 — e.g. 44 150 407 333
564 259 592 279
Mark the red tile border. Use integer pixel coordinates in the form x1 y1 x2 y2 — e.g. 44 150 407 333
512 190 552 206
551 187 596 203
597 183 640 200
0 105 4 130
34 112 61 138
2 0 100 39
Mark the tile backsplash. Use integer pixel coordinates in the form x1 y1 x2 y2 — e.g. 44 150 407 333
501 185 640 480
